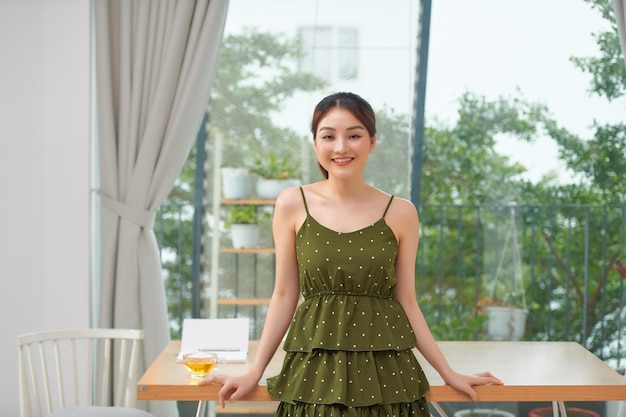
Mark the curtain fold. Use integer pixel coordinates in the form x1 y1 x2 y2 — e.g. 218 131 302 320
94 1 229 416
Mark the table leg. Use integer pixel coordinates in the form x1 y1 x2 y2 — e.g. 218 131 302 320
552 401 568 416
195 401 207 417
429 401 449 417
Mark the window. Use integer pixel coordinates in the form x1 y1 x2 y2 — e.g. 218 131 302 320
298 26 359 81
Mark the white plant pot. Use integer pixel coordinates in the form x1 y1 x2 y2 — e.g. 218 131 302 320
255 178 301 199
454 409 515 417
221 167 254 199
486 306 528 341
229 224 260 249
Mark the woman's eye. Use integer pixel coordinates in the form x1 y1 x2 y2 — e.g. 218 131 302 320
321 135 334 140
349 134 361 140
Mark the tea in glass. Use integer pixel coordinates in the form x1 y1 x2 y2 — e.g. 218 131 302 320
182 351 219 379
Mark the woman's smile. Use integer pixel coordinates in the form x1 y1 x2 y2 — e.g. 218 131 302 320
314 107 376 177
332 157 354 165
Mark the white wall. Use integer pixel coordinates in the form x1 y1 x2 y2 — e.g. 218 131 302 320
0 0 92 414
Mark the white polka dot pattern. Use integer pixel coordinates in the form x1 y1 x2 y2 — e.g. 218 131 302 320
267 200 431 417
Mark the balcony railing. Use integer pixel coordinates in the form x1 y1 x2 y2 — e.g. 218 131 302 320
156 203 626 375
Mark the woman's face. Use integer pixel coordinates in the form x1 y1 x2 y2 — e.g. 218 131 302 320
313 107 376 179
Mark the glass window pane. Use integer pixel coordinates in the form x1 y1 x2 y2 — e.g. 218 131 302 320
298 26 332 81
337 28 359 80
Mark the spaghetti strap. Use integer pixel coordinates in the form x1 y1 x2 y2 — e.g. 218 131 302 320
299 187 310 215
382 195 394 218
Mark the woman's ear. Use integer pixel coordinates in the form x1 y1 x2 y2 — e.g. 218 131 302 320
369 134 377 153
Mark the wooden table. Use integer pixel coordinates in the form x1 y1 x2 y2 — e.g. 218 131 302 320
137 341 626 416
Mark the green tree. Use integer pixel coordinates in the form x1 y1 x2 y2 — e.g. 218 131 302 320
416 1 626 362
414 92 564 332
543 0 626 204
571 0 626 101
421 91 547 205
211 29 326 162
520 0 626 367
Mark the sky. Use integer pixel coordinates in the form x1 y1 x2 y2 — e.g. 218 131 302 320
426 0 625 182
224 0 625 183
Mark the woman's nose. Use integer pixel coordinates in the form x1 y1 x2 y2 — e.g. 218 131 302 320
334 137 347 152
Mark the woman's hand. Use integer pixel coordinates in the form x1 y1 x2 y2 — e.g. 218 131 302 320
444 371 503 401
198 371 261 409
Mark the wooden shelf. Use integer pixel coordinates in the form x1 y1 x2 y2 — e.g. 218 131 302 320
220 248 276 254
210 137 282 319
212 189 278 315
221 199 276 205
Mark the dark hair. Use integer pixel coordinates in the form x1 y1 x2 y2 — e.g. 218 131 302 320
310 92 377 179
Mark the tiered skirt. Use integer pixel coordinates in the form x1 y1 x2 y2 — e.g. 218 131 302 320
267 293 431 417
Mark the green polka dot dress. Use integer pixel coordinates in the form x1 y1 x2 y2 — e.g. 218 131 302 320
267 188 431 417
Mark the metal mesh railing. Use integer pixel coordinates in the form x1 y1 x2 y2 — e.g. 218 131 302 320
157 202 626 375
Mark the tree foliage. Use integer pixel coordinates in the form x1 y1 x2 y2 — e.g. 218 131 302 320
571 0 626 101
420 91 547 205
416 0 626 373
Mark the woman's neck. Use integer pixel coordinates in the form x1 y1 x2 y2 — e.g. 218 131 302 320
320 177 373 201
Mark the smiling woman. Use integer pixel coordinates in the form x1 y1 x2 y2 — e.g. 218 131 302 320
311 93 377 180
198 92 503 417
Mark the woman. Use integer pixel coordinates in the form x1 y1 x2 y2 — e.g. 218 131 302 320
200 92 502 416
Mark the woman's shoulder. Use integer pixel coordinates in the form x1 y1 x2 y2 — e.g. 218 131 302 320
274 185 310 233
275 185 305 210
388 195 417 212
385 195 419 225
276 182 325 206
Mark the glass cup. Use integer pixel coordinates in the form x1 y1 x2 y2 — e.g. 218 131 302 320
182 351 226 379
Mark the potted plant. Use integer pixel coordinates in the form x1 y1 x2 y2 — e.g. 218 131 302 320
220 166 255 199
248 151 301 199
476 293 528 342
225 204 269 249
480 204 529 341
430 309 488 341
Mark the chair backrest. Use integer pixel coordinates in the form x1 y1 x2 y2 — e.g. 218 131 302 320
16 328 144 417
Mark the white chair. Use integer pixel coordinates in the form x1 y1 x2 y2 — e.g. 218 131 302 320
16 328 153 417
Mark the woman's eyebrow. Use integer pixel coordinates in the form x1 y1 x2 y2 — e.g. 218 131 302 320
318 125 365 132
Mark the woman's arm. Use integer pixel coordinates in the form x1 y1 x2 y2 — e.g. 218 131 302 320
244 188 301 379
389 198 503 401
199 187 302 406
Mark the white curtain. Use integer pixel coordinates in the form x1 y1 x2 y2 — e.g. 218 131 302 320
94 1 229 416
